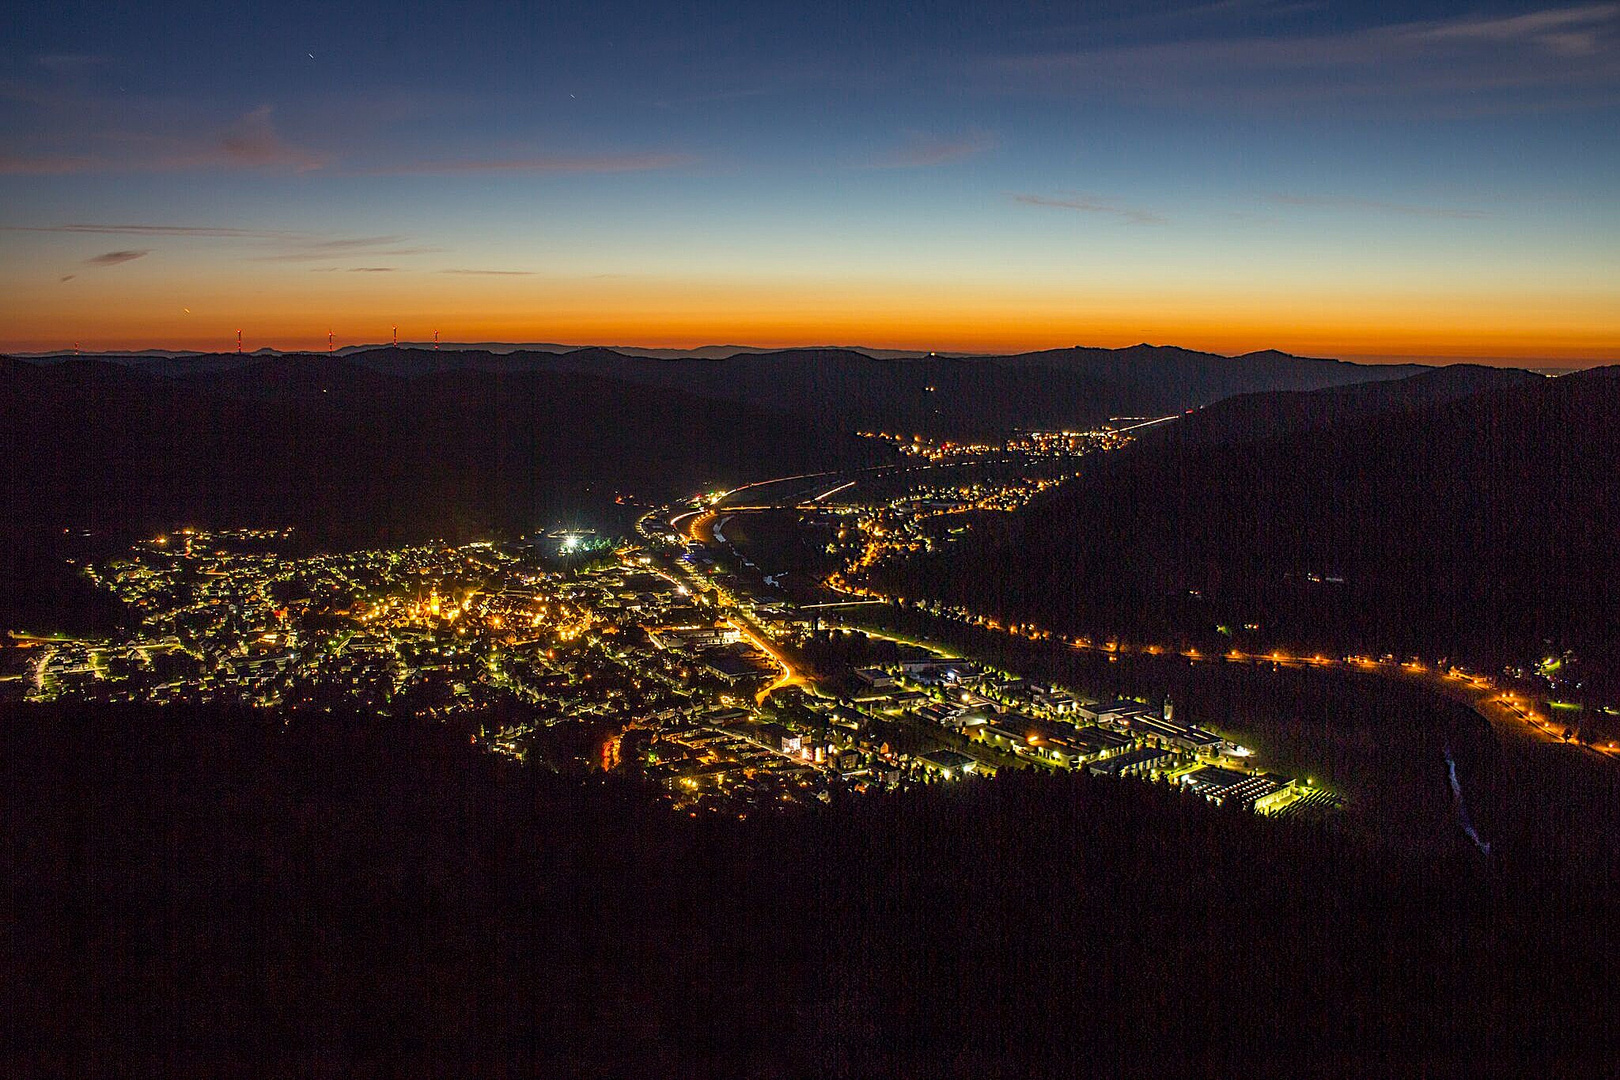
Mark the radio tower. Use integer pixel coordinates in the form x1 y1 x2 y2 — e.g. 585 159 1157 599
434 329 439 350
328 329 334 353
392 325 398 348
236 329 243 354
73 342 79 356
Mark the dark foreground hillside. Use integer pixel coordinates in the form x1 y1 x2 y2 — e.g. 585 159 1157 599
884 366 1620 694
4 703 1615 1075
0 354 869 546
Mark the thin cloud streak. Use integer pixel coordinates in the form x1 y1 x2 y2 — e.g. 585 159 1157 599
85 250 150 266
0 106 324 174
0 154 99 175
1413 4 1619 55
249 238 446 262
2 224 303 239
440 268 536 276
288 236 406 251
1003 4 1620 109
1011 193 1166 225
871 129 996 168
4 222 445 265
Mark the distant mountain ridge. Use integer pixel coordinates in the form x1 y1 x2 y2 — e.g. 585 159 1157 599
0 342 1453 550
14 342 959 361
20 339 1406 368
0 342 1458 627
0 353 874 550
17 342 1435 438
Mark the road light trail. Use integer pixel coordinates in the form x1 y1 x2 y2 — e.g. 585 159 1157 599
726 616 800 704
821 574 1596 757
810 480 856 502
715 470 841 501
623 533 799 704
1112 414 1181 433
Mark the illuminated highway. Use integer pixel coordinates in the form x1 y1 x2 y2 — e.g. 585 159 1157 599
825 571 1608 758
649 458 1615 765
725 616 802 704
625 534 802 705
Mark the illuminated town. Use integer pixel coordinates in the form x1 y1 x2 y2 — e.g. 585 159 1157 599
8 399 1599 837
858 425 1136 462
10 436 1349 823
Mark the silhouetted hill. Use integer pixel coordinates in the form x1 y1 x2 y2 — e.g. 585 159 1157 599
182 353 405 399
1140 363 1541 448
5 700 1615 1074
548 346 1128 435
107 343 1431 437
880 366 1620 688
0 343 1445 554
523 343 1431 435
986 342 1429 413
18 341 950 361
0 354 871 551
22 343 1437 438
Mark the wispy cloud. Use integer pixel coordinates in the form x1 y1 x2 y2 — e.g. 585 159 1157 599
1011 193 1166 225
3 223 301 239
308 237 406 250
4 222 444 265
217 106 324 171
0 106 324 174
381 151 697 175
0 153 100 175
248 235 404 257
85 249 150 266
250 237 445 262
1412 4 1619 56
57 248 150 281
1265 193 1490 219
440 268 536 276
871 129 997 168
1002 4 1620 111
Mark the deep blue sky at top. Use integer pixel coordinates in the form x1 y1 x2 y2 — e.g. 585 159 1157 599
2 1 1616 358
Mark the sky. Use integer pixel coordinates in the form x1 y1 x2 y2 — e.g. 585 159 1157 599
2 0 1617 363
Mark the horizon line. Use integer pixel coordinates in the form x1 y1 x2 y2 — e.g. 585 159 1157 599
4 340 1614 370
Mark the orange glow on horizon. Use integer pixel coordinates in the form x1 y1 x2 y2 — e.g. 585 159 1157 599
3 272 1615 363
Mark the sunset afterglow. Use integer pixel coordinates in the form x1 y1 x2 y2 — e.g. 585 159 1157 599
4 1 1617 363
